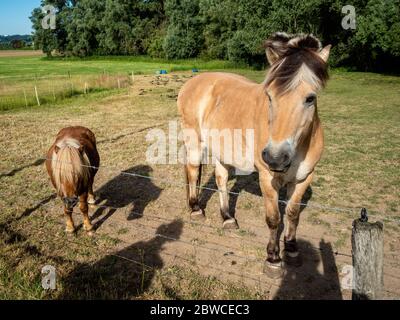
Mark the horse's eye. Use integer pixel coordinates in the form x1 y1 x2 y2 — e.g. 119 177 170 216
305 94 316 106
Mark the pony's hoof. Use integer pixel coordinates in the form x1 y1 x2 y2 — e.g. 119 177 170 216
65 226 75 234
87 195 96 205
263 260 284 279
87 230 95 237
190 210 205 220
283 250 302 267
223 218 239 229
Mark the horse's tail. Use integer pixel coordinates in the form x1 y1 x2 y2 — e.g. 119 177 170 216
52 139 90 195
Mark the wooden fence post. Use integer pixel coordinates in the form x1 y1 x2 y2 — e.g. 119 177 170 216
352 208 384 300
23 88 28 107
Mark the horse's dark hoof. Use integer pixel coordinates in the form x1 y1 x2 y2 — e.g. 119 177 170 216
223 218 239 229
190 210 205 220
283 250 302 267
263 260 284 279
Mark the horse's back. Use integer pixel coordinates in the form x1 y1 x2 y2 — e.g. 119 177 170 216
178 72 261 131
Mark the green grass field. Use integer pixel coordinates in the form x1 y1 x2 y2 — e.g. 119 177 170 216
0 54 399 299
0 55 241 78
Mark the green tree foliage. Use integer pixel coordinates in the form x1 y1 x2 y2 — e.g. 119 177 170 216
30 0 400 71
30 0 73 56
163 0 204 59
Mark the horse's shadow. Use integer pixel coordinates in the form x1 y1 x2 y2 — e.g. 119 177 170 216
91 165 162 229
199 169 313 222
274 239 343 300
57 219 183 299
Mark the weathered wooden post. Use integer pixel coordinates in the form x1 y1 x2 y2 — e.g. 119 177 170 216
34 85 41 106
352 208 384 300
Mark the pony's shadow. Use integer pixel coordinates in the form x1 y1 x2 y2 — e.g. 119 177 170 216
200 169 313 226
274 239 343 300
91 165 162 229
57 220 183 299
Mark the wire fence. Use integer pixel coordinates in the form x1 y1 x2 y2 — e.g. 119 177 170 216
40 156 400 226
1 126 399 298
29 198 400 298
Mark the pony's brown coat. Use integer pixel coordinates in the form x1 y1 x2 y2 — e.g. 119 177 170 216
46 126 100 234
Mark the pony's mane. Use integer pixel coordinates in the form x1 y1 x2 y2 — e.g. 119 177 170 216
264 33 329 95
52 138 90 196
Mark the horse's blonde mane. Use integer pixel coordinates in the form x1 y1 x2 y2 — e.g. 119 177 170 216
264 33 329 95
52 138 90 196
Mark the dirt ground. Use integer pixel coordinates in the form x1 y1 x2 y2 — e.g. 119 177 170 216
1 72 399 299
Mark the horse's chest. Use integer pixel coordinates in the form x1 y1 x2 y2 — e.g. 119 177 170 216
284 159 311 184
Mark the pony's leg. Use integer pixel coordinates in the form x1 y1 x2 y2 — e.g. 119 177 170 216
283 172 314 266
215 160 238 229
87 180 96 204
79 193 94 235
64 206 75 233
259 170 283 278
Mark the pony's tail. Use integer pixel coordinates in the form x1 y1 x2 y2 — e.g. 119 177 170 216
52 143 90 195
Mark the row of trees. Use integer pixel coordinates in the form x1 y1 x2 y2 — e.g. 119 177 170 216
31 0 400 71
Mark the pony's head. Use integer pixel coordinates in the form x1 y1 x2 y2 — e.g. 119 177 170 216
51 138 91 209
262 33 330 173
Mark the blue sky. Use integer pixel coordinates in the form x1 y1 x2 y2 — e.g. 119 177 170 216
0 0 41 35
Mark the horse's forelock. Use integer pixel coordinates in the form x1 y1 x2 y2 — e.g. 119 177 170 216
265 34 328 95
52 138 90 196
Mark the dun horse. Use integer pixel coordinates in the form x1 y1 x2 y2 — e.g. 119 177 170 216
46 126 100 235
178 33 330 276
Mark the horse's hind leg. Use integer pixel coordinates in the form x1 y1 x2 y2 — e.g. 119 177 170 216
79 193 94 236
184 143 205 220
215 160 238 229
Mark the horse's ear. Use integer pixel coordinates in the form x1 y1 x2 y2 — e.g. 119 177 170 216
264 32 291 65
319 44 332 63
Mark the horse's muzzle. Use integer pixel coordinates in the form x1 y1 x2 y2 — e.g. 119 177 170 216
262 143 292 173
63 196 79 209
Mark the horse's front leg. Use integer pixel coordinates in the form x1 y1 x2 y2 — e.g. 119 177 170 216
79 193 94 236
64 205 75 234
259 170 282 278
283 172 314 266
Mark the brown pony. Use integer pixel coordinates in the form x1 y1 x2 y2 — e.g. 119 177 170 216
178 33 331 277
46 126 100 235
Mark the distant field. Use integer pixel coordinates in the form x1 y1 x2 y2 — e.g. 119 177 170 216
0 50 44 58
0 55 399 299
0 55 240 78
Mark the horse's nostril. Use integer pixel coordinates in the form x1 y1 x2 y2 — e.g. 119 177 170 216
283 154 289 163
